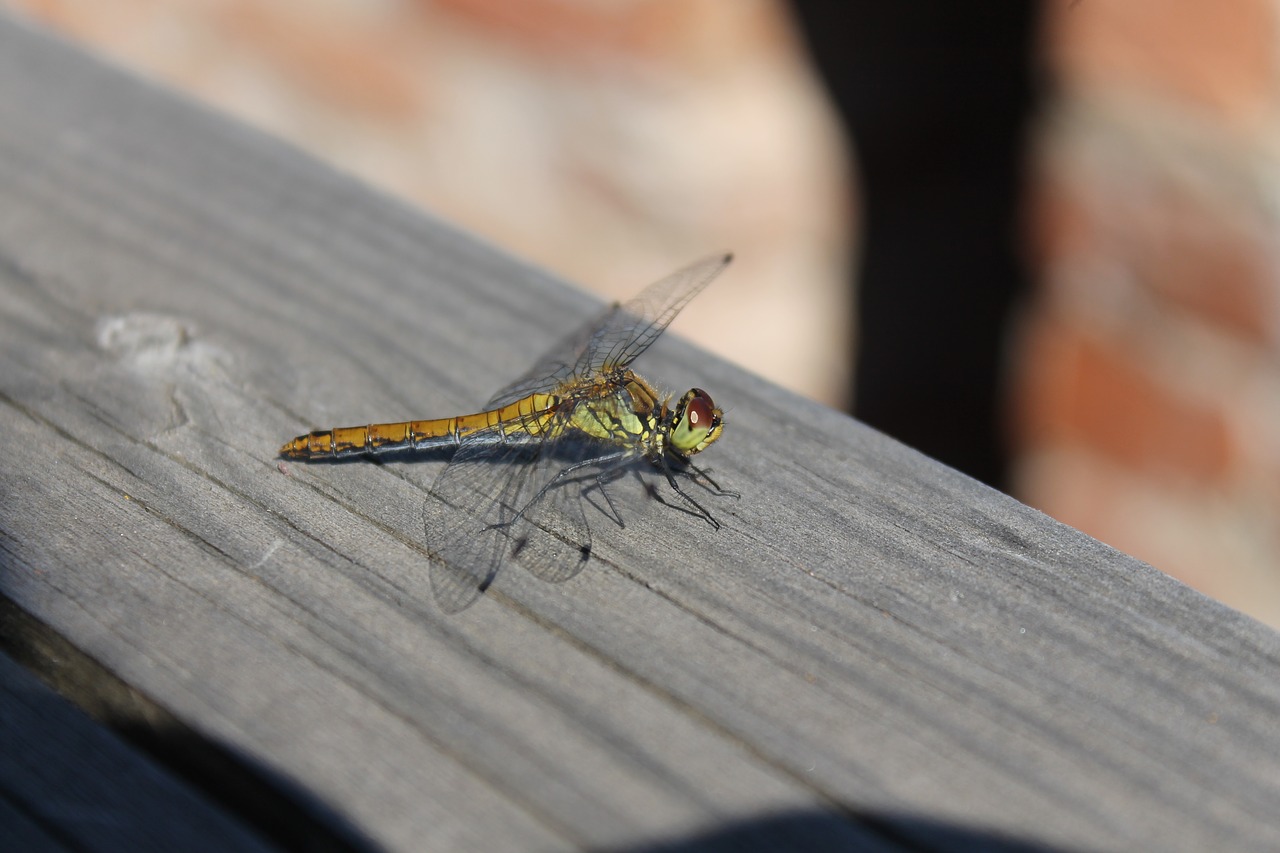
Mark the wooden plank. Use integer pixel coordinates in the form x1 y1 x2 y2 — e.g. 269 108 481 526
1 12 1279 851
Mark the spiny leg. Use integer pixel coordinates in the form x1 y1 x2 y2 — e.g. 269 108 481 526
658 463 723 529
506 451 635 582
500 449 633 529
580 457 644 529
684 461 740 499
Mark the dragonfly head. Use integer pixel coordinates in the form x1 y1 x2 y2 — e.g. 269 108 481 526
668 388 723 459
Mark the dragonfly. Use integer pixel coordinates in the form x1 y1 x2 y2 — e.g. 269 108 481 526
280 253 734 612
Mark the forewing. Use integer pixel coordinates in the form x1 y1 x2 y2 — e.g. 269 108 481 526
487 253 731 410
580 253 732 374
483 302 620 409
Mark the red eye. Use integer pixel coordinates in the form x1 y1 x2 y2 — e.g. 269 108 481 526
671 389 721 456
685 392 713 430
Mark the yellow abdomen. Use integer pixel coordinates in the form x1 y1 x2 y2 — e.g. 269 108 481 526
279 393 559 459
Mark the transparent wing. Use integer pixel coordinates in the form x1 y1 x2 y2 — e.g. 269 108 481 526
423 430 536 614
485 253 732 409
425 253 732 611
579 252 732 375
423 404 642 613
482 301 619 409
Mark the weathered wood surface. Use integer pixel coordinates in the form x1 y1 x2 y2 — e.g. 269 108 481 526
1 14 1279 852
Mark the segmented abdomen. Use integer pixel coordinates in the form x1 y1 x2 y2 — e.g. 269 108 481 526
279 393 559 459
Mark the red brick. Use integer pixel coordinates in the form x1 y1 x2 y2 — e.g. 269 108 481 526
215 4 423 117
434 0 786 67
1027 174 1098 270
1035 156 1277 343
1126 191 1276 343
1046 0 1279 127
1013 313 1234 484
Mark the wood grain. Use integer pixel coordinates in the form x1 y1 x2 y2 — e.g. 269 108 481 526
1 13 1278 852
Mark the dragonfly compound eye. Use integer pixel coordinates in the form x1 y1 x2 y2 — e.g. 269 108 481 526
671 388 723 456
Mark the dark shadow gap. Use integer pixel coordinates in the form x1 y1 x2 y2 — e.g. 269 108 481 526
0 594 378 853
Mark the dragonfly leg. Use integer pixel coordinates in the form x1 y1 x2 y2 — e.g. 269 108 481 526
513 449 633 525
657 464 723 530
684 462 741 499
584 463 636 528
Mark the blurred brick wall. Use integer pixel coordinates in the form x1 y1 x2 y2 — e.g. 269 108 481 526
1 0 851 405
8 0 1280 628
1014 0 1280 626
